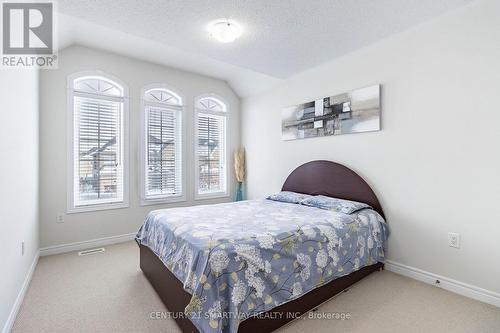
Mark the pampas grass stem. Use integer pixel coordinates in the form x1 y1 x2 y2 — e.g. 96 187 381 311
234 148 245 183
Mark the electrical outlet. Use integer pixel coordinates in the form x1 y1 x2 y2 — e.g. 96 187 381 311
22 241 25 256
448 232 460 248
56 213 65 223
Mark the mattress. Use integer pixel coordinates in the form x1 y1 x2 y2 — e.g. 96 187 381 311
136 199 388 333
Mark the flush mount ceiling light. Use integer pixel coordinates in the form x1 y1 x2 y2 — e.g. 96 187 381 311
207 19 242 43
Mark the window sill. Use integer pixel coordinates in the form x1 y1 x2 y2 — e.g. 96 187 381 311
194 192 230 201
67 201 129 214
140 196 186 206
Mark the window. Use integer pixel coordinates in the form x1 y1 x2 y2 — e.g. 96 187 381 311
141 87 184 203
67 72 128 212
195 95 228 199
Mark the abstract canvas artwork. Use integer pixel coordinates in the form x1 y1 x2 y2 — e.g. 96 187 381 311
282 85 381 140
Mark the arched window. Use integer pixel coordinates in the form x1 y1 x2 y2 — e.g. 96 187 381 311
144 88 182 105
196 97 226 112
141 86 184 202
68 72 128 212
195 95 228 198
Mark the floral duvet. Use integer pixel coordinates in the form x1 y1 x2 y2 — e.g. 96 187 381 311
136 199 388 333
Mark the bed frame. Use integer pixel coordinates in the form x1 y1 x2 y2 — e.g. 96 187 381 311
139 160 385 333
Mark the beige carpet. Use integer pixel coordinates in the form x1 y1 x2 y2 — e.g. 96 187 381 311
12 241 500 333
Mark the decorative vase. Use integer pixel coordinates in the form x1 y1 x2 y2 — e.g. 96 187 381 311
235 182 243 201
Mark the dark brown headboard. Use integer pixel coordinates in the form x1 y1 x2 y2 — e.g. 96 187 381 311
282 160 385 218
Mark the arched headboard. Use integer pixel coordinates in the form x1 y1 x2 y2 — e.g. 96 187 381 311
281 160 385 218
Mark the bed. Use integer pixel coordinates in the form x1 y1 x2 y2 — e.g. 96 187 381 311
136 160 388 333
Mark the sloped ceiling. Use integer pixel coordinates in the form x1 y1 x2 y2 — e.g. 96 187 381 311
57 0 474 97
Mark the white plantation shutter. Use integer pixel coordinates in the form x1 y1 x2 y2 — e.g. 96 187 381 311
142 88 183 201
69 75 127 210
195 97 227 196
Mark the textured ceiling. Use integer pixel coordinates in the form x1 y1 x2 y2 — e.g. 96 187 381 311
57 13 282 98
57 0 473 79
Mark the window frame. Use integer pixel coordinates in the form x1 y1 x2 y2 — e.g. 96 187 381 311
66 71 129 213
140 84 186 206
194 94 229 200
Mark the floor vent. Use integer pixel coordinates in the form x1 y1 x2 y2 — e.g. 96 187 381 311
78 248 105 256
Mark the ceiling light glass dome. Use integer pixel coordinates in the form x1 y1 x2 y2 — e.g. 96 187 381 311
207 19 243 43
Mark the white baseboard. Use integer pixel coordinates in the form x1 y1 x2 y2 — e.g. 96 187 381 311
385 260 500 308
2 250 39 333
2 233 136 333
40 233 136 256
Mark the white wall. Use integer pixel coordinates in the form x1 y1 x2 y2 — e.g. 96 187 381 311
242 0 500 294
0 69 39 332
40 45 240 248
